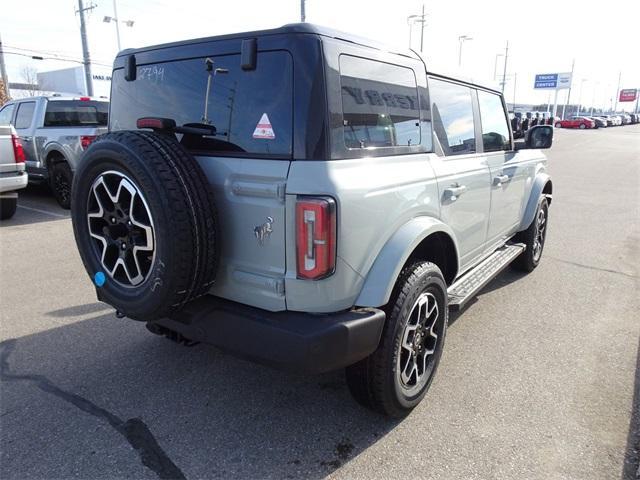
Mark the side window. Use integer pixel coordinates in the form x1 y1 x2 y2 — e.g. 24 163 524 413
429 78 475 156
0 104 16 125
339 55 420 149
477 90 510 152
15 102 36 129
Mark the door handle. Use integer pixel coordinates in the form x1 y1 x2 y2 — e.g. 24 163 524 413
444 184 467 201
493 174 510 186
21 136 32 142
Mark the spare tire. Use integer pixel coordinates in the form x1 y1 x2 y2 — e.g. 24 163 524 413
71 130 219 322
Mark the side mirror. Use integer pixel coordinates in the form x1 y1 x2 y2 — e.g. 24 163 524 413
515 125 553 150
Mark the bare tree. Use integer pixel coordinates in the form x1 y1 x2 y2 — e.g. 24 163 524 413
0 80 9 106
20 66 40 97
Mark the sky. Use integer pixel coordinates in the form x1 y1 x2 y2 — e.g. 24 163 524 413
2 0 639 111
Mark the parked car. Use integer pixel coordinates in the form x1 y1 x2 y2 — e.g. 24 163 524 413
576 116 606 128
619 114 632 125
70 23 554 417
596 115 615 127
631 113 640 124
555 117 595 129
0 96 108 208
0 124 28 220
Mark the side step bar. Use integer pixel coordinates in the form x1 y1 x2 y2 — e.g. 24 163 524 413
447 243 525 311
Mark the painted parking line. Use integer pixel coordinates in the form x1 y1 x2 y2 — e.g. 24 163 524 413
17 205 69 218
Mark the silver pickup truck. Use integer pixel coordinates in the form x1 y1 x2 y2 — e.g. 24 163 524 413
0 124 28 220
70 24 553 417
0 96 108 208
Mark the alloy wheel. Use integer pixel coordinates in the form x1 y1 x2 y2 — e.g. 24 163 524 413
397 291 440 397
87 171 155 287
532 205 547 262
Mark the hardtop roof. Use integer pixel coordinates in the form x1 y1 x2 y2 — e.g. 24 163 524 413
117 22 420 60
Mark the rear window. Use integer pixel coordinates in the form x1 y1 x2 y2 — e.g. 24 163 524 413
339 55 421 149
44 101 108 127
109 51 293 158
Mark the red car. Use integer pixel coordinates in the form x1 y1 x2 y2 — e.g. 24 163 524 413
554 117 595 129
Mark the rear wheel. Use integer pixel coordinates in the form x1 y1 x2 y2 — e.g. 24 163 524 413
50 161 73 209
0 197 17 220
346 261 448 418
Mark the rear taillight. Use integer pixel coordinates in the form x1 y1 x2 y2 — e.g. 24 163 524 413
11 132 26 163
296 196 336 280
80 135 97 150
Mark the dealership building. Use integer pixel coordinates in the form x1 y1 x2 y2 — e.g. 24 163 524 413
35 65 112 98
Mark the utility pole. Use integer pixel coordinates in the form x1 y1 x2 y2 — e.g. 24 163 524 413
112 0 122 51
561 58 575 119
0 33 9 99
77 0 95 97
613 71 621 113
512 72 517 109
300 0 305 22
501 40 509 94
590 82 598 116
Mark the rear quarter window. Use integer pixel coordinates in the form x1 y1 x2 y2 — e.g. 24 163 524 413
339 55 421 149
109 51 293 158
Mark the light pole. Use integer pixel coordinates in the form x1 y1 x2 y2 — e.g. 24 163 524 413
501 40 509 94
493 53 504 81
103 0 134 52
458 35 473 67
407 5 427 52
590 81 599 116
575 79 587 116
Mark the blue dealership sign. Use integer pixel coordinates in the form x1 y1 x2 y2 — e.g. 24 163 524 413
534 74 558 89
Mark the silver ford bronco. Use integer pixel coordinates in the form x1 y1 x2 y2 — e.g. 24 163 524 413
70 24 553 417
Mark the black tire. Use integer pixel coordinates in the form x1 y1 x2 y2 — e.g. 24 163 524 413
71 131 219 322
346 261 448 418
0 197 17 220
512 197 549 272
50 161 73 209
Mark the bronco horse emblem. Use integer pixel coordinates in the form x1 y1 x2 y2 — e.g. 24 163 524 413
254 216 274 246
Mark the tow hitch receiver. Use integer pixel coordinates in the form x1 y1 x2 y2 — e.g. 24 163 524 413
145 322 200 347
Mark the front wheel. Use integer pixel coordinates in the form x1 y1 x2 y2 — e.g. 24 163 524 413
579 123 586 129
346 261 448 418
513 197 549 272
555 122 562 128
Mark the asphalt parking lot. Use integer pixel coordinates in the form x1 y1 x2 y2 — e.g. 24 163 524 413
1 125 639 480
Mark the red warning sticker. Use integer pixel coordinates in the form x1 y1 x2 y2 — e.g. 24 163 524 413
252 113 275 139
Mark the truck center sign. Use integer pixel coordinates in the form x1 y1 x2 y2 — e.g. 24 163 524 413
534 72 572 90
619 89 637 102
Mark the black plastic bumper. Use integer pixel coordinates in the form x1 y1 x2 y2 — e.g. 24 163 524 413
151 296 386 374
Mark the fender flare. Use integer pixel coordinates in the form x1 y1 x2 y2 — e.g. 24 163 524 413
355 216 459 308
42 143 71 168
519 173 552 231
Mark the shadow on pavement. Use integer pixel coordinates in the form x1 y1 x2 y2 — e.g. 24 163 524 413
0 184 70 228
0 312 399 479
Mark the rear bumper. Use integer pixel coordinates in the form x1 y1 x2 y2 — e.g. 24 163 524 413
0 165 28 194
151 296 386 374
